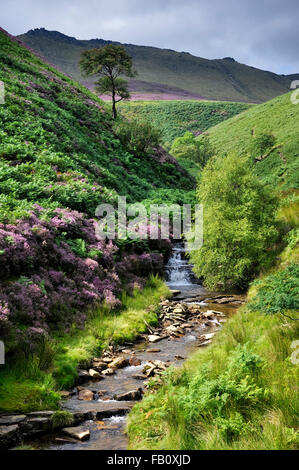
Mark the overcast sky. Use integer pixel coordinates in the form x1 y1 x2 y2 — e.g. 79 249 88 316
1 0 299 74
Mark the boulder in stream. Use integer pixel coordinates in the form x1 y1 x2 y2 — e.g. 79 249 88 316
114 388 143 401
92 360 107 370
88 369 103 380
63 426 90 441
129 356 142 366
108 356 129 369
143 360 168 377
148 334 163 343
101 368 115 376
77 369 90 384
78 389 94 401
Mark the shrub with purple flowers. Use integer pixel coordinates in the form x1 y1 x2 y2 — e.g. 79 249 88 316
0 206 163 349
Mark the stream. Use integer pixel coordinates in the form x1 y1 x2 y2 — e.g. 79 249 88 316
27 243 240 450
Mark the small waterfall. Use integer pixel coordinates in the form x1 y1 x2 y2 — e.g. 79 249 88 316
165 242 194 288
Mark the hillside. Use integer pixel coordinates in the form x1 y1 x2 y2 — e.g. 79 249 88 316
0 28 197 414
0 27 195 355
119 100 252 147
17 28 294 103
199 91 299 190
0 27 194 224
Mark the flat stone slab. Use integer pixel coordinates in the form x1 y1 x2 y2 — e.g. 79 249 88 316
0 415 26 425
27 411 54 418
0 424 19 438
63 399 134 419
169 290 181 295
0 424 19 449
114 388 143 402
63 426 90 441
148 335 163 343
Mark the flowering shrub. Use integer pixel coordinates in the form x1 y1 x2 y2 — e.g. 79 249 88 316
0 206 164 347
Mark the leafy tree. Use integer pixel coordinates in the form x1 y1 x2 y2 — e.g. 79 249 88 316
80 45 136 118
170 131 213 168
189 153 279 290
113 119 162 156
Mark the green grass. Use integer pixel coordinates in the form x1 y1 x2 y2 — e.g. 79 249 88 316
198 91 299 190
0 276 170 413
50 410 74 430
119 100 252 147
18 28 293 103
128 307 299 450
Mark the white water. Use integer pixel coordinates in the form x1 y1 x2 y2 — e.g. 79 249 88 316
165 243 193 287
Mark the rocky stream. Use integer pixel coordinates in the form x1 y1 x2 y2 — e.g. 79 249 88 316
0 243 244 450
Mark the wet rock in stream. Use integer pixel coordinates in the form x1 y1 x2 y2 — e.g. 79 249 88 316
88 369 103 380
148 334 164 343
114 388 143 401
78 390 94 401
63 426 90 441
101 368 115 376
108 356 129 369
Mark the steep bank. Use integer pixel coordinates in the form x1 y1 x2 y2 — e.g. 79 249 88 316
0 29 194 416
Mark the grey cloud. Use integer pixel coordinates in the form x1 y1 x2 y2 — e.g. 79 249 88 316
1 0 299 74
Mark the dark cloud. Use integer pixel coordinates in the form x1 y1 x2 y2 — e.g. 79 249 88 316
1 0 299 73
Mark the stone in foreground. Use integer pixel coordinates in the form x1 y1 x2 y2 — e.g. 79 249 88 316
0 424 19 449
0 415 26 425
63 426 90 441
108 356 129 369
148 335 163 343
78 389 94 401
170 290 181 295
88 369 103 379
101 368 115 376
129 356 141 366
114 388 143 401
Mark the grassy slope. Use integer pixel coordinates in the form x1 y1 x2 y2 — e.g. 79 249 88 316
0 28 194 224
18 28 292 103
118 100 252 147
200 91 299 190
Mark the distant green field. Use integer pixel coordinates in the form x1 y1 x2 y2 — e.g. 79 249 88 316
118 100 253 147
198 91 299 190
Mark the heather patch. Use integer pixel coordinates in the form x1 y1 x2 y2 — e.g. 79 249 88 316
0 206 164 352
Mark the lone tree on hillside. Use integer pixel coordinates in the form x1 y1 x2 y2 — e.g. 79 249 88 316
80 44 136 119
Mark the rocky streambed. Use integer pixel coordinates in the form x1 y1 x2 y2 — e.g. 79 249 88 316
0 244 244 450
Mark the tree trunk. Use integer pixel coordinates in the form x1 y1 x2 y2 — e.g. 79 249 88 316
112 86 117 119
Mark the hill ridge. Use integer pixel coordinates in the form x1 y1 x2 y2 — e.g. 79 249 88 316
18 28 295 103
